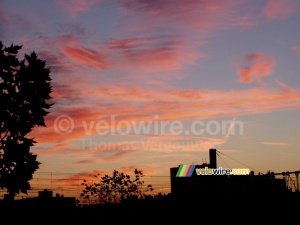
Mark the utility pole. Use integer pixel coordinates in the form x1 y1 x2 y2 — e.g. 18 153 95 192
275 170 300 192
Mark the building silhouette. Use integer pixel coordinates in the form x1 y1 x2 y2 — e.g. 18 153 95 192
33 189 77 207
170 149 289 198
1 189 77 208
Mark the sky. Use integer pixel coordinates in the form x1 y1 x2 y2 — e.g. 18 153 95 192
1 0 300 196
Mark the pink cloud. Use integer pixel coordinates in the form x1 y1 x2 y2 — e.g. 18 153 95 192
263 0 298 21
36 50 75 74
106 37 204 72
82 83 300 119
234 53 276 86
61 45 107 69
292 46 300 55
0 10 31 31
56 36 202 73
18 36 88 78
98 1 262 77
118 0 254 31
57 0 104 17
50 83 82 103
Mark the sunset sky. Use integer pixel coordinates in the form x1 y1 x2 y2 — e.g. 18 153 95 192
1 0 300 195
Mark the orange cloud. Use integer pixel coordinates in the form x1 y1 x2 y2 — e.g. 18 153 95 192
261 142 290 146
263 0 298 21
28 82 300 151
52 143 71 152
73 160 94 164
40 170 106 197
234 53 276 86
28 107 102 144
52 168 154 186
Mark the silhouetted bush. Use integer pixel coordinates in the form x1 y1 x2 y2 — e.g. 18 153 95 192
80 168 154 205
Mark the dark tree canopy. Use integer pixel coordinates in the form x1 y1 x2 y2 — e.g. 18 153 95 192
0 41 53 200
81 168 154 205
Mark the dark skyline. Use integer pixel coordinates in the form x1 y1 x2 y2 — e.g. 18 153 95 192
1 0 300 201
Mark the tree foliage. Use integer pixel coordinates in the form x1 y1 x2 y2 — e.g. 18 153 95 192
0 41 53 200
80 168 154 205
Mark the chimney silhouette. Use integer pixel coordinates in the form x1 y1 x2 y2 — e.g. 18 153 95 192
209 149 217 168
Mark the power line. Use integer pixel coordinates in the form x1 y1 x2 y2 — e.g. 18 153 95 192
216 152 231 169
216 150 262 174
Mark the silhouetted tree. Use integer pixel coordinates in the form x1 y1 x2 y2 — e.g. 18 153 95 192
80 168 154 205
0 41 53 201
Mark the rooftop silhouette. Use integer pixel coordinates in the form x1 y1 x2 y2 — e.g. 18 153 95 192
170 149 298 200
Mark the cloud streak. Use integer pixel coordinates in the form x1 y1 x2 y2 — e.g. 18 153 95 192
57 0 105 17
263 0 299 21
261 141 290 146
61 45 107 69
105 37 203 72
29 83 300 151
